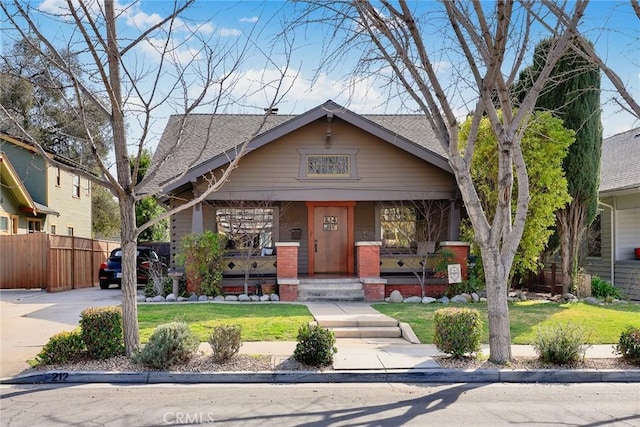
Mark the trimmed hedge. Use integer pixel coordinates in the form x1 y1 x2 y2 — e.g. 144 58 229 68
294 323 337 367
79 306 124 359
35 330 86 365
433 307 482 358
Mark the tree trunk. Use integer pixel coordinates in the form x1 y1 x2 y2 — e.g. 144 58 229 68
481 249 512 364
119 196 140 357
557 203 586 294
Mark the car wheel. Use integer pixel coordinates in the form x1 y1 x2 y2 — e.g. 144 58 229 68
100 281 110 290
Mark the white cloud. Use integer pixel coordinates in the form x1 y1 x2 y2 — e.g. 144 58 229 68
126 11 163 28
240 16 259 23
217 28 242 37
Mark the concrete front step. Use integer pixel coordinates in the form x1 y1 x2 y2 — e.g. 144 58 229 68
298 292 365 302
315 315 399 328
298 283 364 291
330 326 403 338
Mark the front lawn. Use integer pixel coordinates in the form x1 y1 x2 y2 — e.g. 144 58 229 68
138 303 313 343
373 301 640 344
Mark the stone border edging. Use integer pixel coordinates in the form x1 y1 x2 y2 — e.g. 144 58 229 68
3 369 639 385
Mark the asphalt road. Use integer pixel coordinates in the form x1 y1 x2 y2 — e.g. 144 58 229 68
1 383 639 426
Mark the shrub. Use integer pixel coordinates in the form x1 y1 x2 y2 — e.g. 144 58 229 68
144 276 188 298
176 231 225 296
208 324 242 363
591 276 622 299
134 322 199 369
35 330 86 365
615 326 640 365
433 308 483 358
532 322 589 364
79 306 124 359
293 323 337 367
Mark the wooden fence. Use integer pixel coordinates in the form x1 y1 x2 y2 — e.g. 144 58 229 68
0 233 119 292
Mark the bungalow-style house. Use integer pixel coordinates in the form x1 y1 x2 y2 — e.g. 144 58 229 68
583 128 640 300
152 101 469 301
0 133 93 238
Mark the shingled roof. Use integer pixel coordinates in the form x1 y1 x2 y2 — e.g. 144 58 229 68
599 128 640 194
146 100 449 195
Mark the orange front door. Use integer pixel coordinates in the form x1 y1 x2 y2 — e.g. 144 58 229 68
313 206 349 274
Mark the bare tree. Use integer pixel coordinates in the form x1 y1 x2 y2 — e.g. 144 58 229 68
292 0 595 363
0 0 292 356
379 200 450 298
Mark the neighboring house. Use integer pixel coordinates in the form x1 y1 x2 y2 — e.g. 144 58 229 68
151 100 469 301
0 133 92 238
584 128 640 300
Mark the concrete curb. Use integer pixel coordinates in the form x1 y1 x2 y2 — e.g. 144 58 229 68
3 368 640 385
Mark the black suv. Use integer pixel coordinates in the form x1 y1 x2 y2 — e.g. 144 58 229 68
98 247 161 289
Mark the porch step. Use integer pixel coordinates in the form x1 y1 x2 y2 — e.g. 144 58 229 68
313 315 402 339
297 278 365 302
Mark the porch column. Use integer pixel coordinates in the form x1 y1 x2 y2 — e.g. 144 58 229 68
191 202 203 234
356 241 386 302
448 200 461 241
439 241 470 280
276 242 299 301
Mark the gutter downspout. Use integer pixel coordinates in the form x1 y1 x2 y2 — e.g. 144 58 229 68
599 200 615 284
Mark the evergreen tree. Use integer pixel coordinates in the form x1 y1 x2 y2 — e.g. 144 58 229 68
516 37 602 292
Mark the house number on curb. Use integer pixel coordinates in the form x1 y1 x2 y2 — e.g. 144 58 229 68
50 372 69 382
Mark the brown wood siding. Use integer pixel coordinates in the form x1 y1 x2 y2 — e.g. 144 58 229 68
170 193 193 269
280 202 309 274
196 118 456 201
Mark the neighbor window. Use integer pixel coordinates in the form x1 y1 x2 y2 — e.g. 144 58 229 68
28 219 42 233
215 207 274 250
67 226 74 237
0 216 8 233
56 167 61 186
72 175 81 198
51 224 57 235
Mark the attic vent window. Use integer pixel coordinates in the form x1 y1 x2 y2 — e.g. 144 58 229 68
297 148 359 180
307 155 349 176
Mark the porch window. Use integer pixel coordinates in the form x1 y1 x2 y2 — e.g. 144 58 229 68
380 206 419 249
379 201 450 250
215 207 274 251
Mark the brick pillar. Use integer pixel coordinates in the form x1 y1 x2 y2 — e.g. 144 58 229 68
356 241 385 302
276 242 299 301
356 241 381 277
439 241 470 280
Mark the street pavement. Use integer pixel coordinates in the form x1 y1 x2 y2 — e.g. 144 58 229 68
0 287 637 384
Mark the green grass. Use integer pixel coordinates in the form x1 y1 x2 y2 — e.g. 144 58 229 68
373 301 640 344
137 304 313 343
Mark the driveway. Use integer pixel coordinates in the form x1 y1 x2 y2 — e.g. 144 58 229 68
0 287 122 377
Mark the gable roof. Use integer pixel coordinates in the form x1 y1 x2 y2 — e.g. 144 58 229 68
600 128 640 194
148 100 450 196
0 153 39 216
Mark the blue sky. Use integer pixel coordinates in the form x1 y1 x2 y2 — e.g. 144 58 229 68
4 0 639 153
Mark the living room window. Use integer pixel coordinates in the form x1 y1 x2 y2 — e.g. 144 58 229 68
215 207 275 251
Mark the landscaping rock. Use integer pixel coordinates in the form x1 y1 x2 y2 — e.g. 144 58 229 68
136 295 146 302
422 297 437 304
259 295 270 302
151 295 165 302
613 299 628 304
460 293 472 302
471 292 480 303
437 296 450 304
250 295 261 302
450 295 468 304
563 292 575 301
213 295 225 302
238 294 251 302
384 297 390 303
177 296 189 302
479 297 487 302
270 293 280 301
198 295 208 301
166 293 176 302
584 297 599 306
188 294 198 301
403 296 422 303
225 295 239 302
389 290 403 303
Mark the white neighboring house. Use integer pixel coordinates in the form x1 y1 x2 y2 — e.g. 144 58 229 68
0 133 93 238
584 128 640 300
